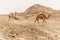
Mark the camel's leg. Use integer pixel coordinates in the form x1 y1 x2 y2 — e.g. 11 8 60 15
13 18 14 27
37 20 41 26
37 19 39 24
7 16 11 27
43 20 46 23
36 19 41 26
34 18 39 25
42 19 46 26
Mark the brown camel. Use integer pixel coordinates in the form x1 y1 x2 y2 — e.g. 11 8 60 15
34 13 51 25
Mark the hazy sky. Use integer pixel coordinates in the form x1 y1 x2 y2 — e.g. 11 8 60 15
0 0 60 14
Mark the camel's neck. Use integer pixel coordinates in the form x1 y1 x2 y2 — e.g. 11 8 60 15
46 15 50 19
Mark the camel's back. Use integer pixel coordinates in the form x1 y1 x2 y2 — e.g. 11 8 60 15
38 14 46 19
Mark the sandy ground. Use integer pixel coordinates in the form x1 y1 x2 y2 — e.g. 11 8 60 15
0 14 60 40
0 4 60 40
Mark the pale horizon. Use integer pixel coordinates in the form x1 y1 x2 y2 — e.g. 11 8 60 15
0 0 60 14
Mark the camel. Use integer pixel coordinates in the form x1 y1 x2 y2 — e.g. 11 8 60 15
7 12 19 27
8 12 19 20
34 13 51 25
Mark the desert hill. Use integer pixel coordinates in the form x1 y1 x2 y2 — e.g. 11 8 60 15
0 4 60 40
25 4 56 14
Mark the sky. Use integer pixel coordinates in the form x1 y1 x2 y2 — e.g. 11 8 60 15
0 0 60 14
